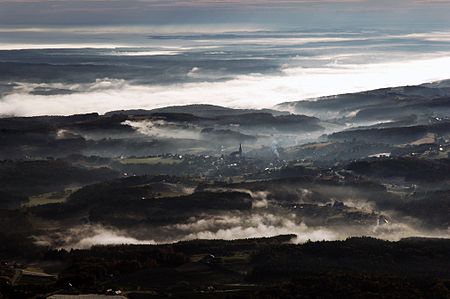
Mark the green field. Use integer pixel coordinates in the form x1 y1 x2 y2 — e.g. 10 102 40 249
23 188 78 207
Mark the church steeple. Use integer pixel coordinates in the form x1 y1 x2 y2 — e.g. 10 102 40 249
229 143 243 159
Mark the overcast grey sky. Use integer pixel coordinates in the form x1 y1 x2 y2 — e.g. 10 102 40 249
0 0 449 30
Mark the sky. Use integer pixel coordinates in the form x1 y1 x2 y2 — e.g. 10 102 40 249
0 0 450 30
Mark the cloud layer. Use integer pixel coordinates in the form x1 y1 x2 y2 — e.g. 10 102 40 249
2 54 450 116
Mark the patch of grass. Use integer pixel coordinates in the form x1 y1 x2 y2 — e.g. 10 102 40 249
23 187 78 207
222 253 250 264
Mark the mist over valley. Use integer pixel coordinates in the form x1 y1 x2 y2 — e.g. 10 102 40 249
1 4 450 297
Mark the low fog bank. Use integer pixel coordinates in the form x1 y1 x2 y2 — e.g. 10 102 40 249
3 29 450 117
22 165 450 250
34 186 450 249
2 52 450 117
35 210 449 250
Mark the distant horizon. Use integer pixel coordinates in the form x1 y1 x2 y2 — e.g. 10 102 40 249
2 37 450 116
1 1 450 116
